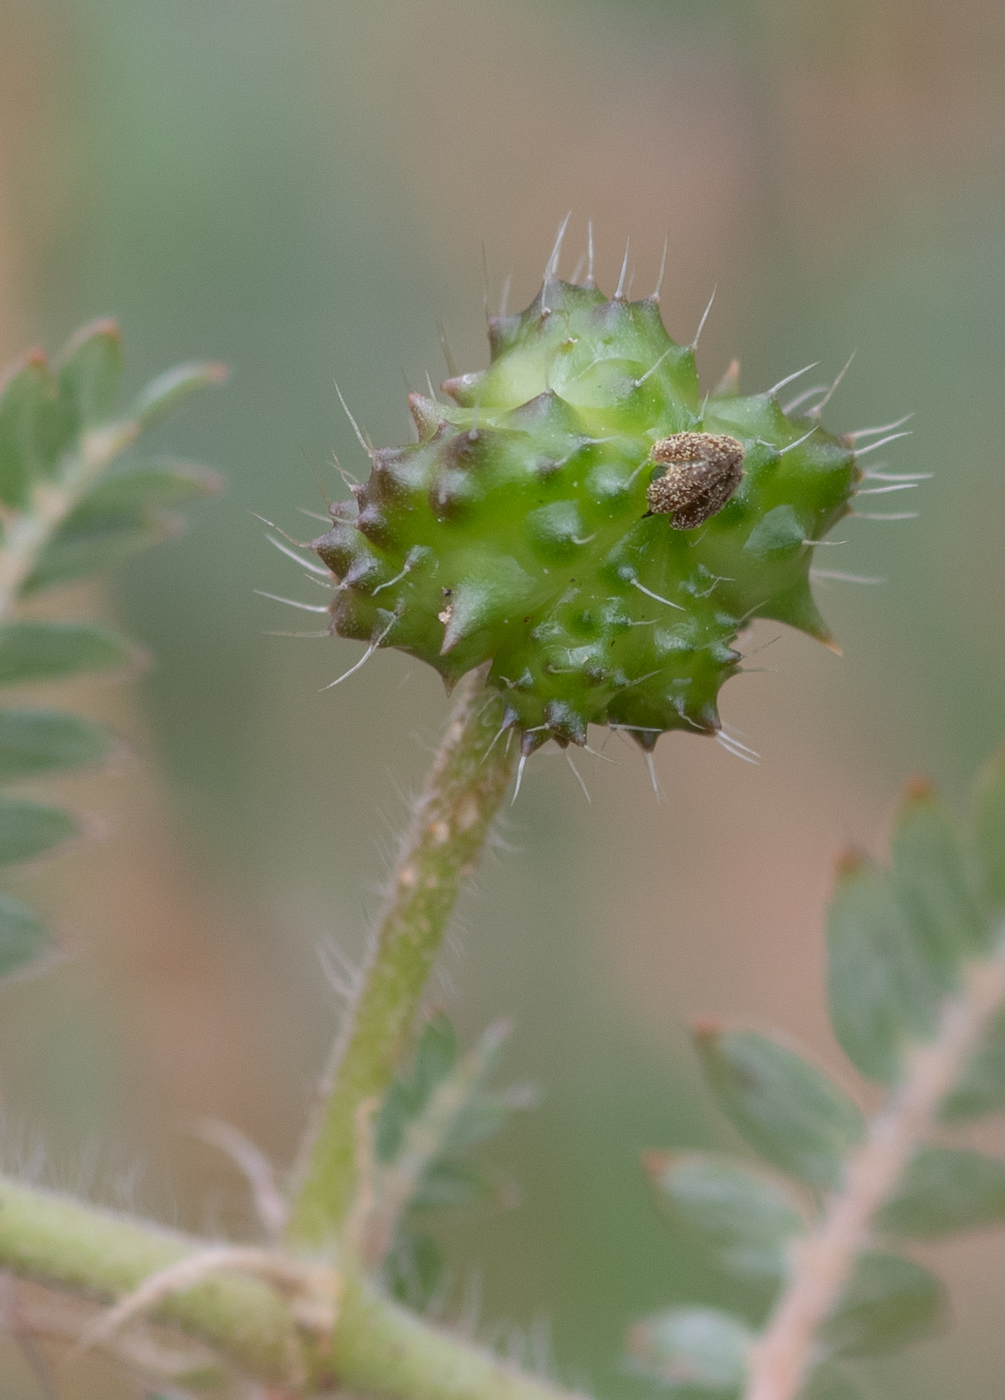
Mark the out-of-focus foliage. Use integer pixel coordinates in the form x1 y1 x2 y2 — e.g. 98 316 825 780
631 753 1005 1397
0 320 220 981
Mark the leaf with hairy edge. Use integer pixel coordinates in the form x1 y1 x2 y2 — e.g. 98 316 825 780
25 463 222 594
0 799 79 866
0 622 135 686
892 782 984 969
974 743 1005 922
942 1007 1005 1120
694 1027 864 1190
0 711 114 778
821 1252 945 1358
877 1146 1005 1238
0 894 48 976
644 1151 805 1280
56 320 123 434
827 853 941 1084
130 361 228 432
627 1308 753 1393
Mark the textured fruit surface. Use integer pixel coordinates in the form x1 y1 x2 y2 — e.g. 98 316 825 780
313 274 859 754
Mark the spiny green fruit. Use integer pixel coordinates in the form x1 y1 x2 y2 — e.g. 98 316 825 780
312 254 863 757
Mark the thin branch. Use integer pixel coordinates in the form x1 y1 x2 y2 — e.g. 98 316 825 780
744 929 1005 1400
285 665 517 1246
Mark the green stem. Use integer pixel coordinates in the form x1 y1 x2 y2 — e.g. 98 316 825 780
0 1174 584 1400
286 666 517 1247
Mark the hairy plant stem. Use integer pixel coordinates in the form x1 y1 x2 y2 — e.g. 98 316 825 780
286 666 517 1247
744 929 1005 1400
0 1174 585 1400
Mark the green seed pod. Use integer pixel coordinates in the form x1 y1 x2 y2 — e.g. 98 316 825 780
313 260 862 756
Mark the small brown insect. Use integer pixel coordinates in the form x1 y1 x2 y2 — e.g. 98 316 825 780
646 432 745 529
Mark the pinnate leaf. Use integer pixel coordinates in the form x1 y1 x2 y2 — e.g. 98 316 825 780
877 1146 1005 1238
0 622 134 686
627 1308 753 1394
821 1251 945 1358
827 853 940 1084
0 798 79 866
645 1151 804 1280
0 893 49 976
0 710 113 778
694 1027 864 1190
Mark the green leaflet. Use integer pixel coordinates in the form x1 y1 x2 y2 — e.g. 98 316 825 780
129 360 228 432
878 1146 1005 1237
826 853 941 1084
627 1308 753 1394
0 622 135 685
693 1027 864 1190
0 894 48 977
821 1252 945 1358
0 356 61 509
892 784 984 966
0 798 79 867
0 710 113 779
57 319 124 434
645 1151 804 1281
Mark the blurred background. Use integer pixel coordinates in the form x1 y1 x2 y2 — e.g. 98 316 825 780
0 0 1004 1394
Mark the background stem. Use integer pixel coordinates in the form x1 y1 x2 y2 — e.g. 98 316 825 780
286 666 516 1247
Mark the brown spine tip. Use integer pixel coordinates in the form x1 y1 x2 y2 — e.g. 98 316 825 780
691 1018 721 1043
